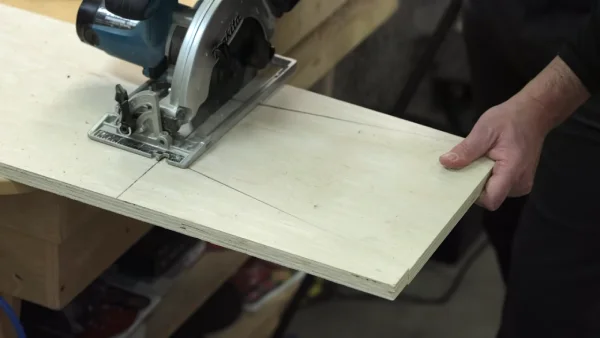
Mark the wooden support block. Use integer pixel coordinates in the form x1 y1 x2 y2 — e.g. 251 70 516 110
0 0 347 56
0 0 377 92
0 191 99 243
0 178 34 196
182 0 348 55
287 0 399 88
0 211 151 309
144 250 249 338
272 0 348 54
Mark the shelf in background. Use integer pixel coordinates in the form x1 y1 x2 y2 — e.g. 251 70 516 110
142 249 249 338
210 277 303 338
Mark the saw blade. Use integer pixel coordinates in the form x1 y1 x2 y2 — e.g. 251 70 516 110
169 0 277 125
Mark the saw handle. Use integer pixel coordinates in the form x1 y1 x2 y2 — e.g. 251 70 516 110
105 0 160 20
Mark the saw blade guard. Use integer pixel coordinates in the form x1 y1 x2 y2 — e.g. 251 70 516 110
168 0 277 124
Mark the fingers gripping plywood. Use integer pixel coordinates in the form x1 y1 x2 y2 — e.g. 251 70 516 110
0 5 494 299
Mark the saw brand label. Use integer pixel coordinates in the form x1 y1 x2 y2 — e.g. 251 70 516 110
221 14 243 45
95 7 139 30
212 14 243 58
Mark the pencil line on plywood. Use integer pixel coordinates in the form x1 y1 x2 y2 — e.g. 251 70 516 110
188 167 330 232
116 161 160 199
260 103 454 143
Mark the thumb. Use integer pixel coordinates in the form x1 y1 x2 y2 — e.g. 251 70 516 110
440 128 494 169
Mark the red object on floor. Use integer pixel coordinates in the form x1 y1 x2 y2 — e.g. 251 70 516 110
230 259 296 305
79 307 138 338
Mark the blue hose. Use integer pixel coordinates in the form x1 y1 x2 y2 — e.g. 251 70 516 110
0 296 26 338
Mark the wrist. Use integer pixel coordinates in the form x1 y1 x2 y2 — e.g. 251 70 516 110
513 56 590 133
509 91 555 136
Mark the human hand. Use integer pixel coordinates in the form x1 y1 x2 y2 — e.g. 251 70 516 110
439 96 550 211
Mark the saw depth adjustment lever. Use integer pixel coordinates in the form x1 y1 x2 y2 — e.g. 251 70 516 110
115 85 135 135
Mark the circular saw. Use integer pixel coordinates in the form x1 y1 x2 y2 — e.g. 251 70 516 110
76 0 299 168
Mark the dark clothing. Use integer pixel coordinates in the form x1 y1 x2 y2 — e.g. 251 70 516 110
560 1 600 94
499 101 600 337
463 0 600 337
464 0 593 79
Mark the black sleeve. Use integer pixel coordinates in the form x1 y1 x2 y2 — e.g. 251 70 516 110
558 1 600 94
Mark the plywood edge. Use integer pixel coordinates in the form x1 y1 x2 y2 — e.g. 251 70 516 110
287 0 399 88
387 169 491 300
0 162 402 300
144 250 248 337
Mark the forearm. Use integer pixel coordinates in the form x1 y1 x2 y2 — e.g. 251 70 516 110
512 56 590 133
508 1 600 134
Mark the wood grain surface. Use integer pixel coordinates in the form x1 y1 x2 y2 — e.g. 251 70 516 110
0 210 151 309
0 4 493 299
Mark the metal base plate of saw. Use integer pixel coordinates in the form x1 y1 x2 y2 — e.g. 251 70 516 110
77 0 298 168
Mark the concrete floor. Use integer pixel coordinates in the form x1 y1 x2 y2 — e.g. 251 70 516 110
288 239 505 338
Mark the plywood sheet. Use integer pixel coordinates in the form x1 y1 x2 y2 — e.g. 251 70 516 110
0 5 493 299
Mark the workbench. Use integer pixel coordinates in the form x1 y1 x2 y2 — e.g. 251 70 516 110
0 0 399 336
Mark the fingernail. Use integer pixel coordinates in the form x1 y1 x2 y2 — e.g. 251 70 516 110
441 152 459 162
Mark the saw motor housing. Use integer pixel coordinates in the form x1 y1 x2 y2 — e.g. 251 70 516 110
77 0 179 79
75 0 299 168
